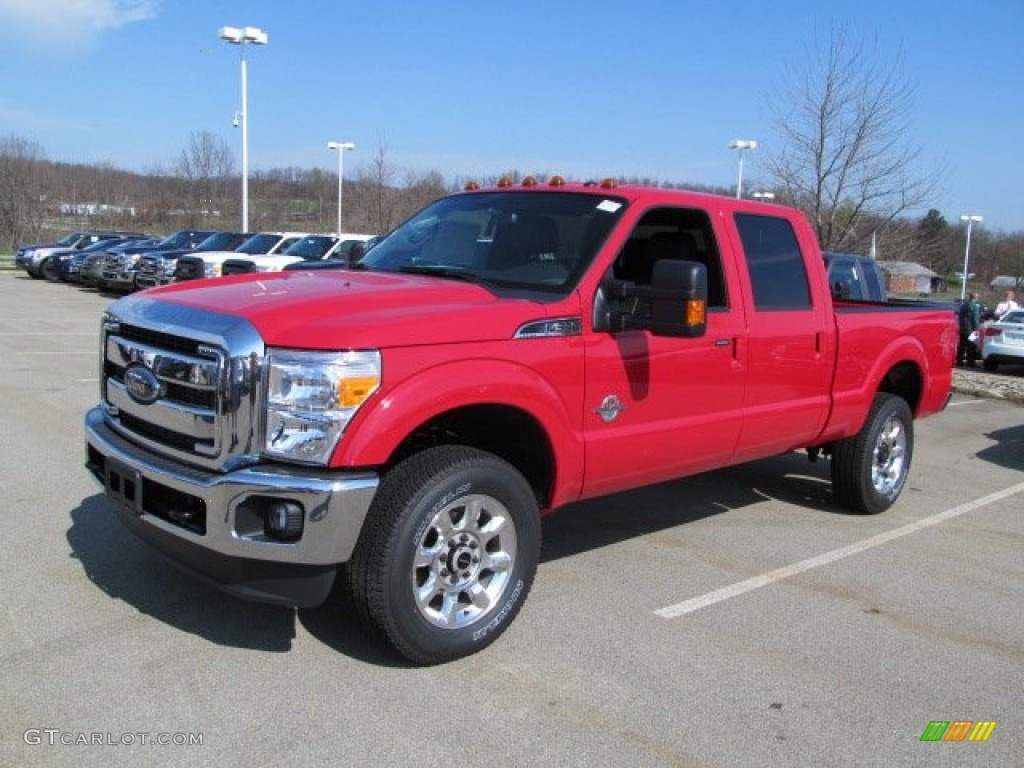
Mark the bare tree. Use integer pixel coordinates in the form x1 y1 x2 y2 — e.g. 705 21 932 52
175 131 236 227
0 134 47 248
358 137 399 234
765 27 942 253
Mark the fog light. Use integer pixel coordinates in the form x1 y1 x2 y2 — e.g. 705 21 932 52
266 501 304 541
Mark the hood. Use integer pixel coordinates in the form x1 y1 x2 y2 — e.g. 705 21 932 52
141 270 560 349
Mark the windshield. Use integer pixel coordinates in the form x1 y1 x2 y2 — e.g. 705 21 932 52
197 232 244 251
235 233 282 254
359 190 627 295
156 231 194 249
55 233 83 246
283 235 338 259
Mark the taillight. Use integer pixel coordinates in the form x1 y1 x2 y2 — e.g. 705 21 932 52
982 327 1001 338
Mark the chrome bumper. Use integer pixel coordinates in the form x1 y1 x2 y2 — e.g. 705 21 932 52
84 407 379 605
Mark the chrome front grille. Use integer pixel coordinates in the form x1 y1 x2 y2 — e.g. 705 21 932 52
99 301 265 472
138 254 162 276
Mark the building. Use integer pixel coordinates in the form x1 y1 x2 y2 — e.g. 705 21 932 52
878 261 943 295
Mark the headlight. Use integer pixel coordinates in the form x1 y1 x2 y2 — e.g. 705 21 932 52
264 349 381 464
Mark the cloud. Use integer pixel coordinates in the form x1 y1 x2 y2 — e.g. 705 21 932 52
0 0 159 50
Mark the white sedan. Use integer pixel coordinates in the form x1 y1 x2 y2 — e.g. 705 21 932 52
980 309 1024 372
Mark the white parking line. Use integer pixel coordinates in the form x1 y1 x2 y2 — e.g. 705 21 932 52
948 399 987 406
654 481 1024 619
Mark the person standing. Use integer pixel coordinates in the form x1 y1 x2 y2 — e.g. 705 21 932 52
994 289 1019 318
957 292 981 366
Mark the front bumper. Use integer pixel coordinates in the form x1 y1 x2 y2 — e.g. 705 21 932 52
100 271 137 290
135 274 174 288
84 407 379 607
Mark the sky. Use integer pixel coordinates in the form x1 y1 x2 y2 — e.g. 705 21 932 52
1 0 1022 233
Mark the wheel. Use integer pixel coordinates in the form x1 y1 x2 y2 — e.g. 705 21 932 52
347 446 540 665
982 359 998 372
42 257 60 282
831 393 913 514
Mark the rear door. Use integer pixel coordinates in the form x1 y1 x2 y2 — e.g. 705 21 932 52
727 213 834 462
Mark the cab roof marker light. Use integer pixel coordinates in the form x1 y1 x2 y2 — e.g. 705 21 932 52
549 176 566 187
600 178 618 189
463 181 480 191
497 177 513 188
522 176 538 187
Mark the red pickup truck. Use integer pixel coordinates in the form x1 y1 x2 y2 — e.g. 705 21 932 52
85 179 956 664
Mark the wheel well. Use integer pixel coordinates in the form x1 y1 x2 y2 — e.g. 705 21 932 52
878 361 922 413
386 404 555 507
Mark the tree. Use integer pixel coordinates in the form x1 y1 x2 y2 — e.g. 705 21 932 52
765 27 942 253
0 134 47 248
175 131 235 227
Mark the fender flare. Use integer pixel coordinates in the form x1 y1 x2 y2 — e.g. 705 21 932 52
333 358 586 505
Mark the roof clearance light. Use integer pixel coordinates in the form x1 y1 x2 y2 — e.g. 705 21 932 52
599 178 618 189
497 177 513 188
522 176 538 187
464 181 480 191
549 175 566 187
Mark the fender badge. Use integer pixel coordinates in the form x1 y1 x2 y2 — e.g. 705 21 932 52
594 394 625 423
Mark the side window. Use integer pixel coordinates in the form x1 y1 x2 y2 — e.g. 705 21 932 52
734 213 811 310
612 207 727 308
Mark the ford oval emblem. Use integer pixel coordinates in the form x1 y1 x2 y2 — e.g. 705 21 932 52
124 364 162 405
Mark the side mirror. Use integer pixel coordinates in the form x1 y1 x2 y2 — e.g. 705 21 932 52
645 259 707 337
594 260 707 337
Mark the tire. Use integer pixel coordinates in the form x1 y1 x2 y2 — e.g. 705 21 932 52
42 257 60 282
27 266 43 279
347 446 540 665
831 393 913 514
982 359 998 372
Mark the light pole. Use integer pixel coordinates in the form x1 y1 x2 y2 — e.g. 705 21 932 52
959 214 982 301
219 25 268 232
729 139 757 199
326 141 355 233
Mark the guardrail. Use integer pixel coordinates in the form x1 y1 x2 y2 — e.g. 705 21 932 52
0 254 15 272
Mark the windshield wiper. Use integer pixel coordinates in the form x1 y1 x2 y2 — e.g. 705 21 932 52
397 264 484 284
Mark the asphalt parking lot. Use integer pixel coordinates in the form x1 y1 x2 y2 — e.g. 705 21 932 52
1 272 1021 768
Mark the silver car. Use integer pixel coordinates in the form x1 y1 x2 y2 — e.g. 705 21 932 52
980 309 1024 372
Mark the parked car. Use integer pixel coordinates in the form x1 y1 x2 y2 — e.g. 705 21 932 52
47 236 150 282
100 230 217 292
222 233 376 275
172 231 308 281
979 309 1024 372
135 231 251 289
282 235 383 271
17 230 146 279
822 251 888 302
80 238 162 289
86 181 956 664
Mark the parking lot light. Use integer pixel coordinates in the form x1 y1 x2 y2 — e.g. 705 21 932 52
729 140 757 199
326 142 355 234
219 25 268 232
959 214 983 301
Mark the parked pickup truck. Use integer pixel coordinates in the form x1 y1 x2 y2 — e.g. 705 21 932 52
173 232 308 282
84 179 956 664
219 233 376 275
